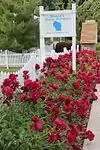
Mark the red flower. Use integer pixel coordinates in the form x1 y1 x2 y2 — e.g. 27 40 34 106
76 100 89 118
55 74 62 80
52 107 60 115
48 87 55 92
23 70 29 74
30 92 41 104
63 105 71 114
24 79 32 87
49 83 58 90
41 90 47 96
53 118 66 131
76 124 84 132
83 84 90 91
65 95 71 104
66 130 76 144
30 116 43 132
82 92 89 100
3 78 11 86
57 94 65 103
68 66 73 73
72 81 80 89
48 132 57 144
35 64 40 70
92 92 98 101
19 93 26 102
2 86 13 98
23 74 29 80
66 124 78 144
55 73 68 82
86 130 95 141
45 101 54 107
30 81 41 90
41 68 46 73
48 132 61 144
9 74 16 80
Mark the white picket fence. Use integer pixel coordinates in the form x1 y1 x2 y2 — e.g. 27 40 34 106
0 46 80 84
0 49 40 68
0 45 80 69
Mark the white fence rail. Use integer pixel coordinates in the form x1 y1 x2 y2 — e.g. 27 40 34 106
0 46 80 84
0 50 40 68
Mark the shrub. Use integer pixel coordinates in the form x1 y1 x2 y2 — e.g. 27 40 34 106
0 50 100 150
96 43 100 51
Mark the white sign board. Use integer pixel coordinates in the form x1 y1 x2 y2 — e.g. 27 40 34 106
39 4 76 71
41 11 75 37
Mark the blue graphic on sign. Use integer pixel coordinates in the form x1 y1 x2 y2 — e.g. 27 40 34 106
53 21 62 31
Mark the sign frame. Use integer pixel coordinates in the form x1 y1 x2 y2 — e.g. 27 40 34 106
39 3 76 71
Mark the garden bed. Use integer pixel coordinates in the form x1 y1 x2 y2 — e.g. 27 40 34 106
0 50 100 150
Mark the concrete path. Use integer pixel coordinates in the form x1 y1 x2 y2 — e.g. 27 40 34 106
83 84 100 150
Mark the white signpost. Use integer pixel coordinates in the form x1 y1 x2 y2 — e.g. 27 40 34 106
39 3 76 71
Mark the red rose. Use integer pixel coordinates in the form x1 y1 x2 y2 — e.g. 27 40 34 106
86 130 95 141
9 74 16 80
3 78 11 86
2 86 13 98
92 92 98 101
66 130 75 144
23 70 29 74
53 118 66 131
48 132 61 144
19 93 26 102
72 81 80 89
24 79 32 87
30 116 43 132
35 64 40 70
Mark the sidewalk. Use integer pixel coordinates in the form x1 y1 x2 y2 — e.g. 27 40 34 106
83 84 100 150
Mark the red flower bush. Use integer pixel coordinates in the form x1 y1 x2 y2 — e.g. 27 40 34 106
0 49 100 149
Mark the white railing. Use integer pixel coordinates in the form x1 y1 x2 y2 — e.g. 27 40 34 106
0 50 40 68
0 46 80 84
0 45 80 69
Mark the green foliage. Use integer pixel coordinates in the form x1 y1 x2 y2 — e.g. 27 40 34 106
42 0 64 10
0 99 67 150
0 0 41 52
77 0 100 40
0 49 98 149
96 43 100 51
0 0 100 52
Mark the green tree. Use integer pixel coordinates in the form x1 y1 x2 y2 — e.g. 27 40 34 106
0 0 41 52
42 0 64 10
77 0 100 41
62 0 100 41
